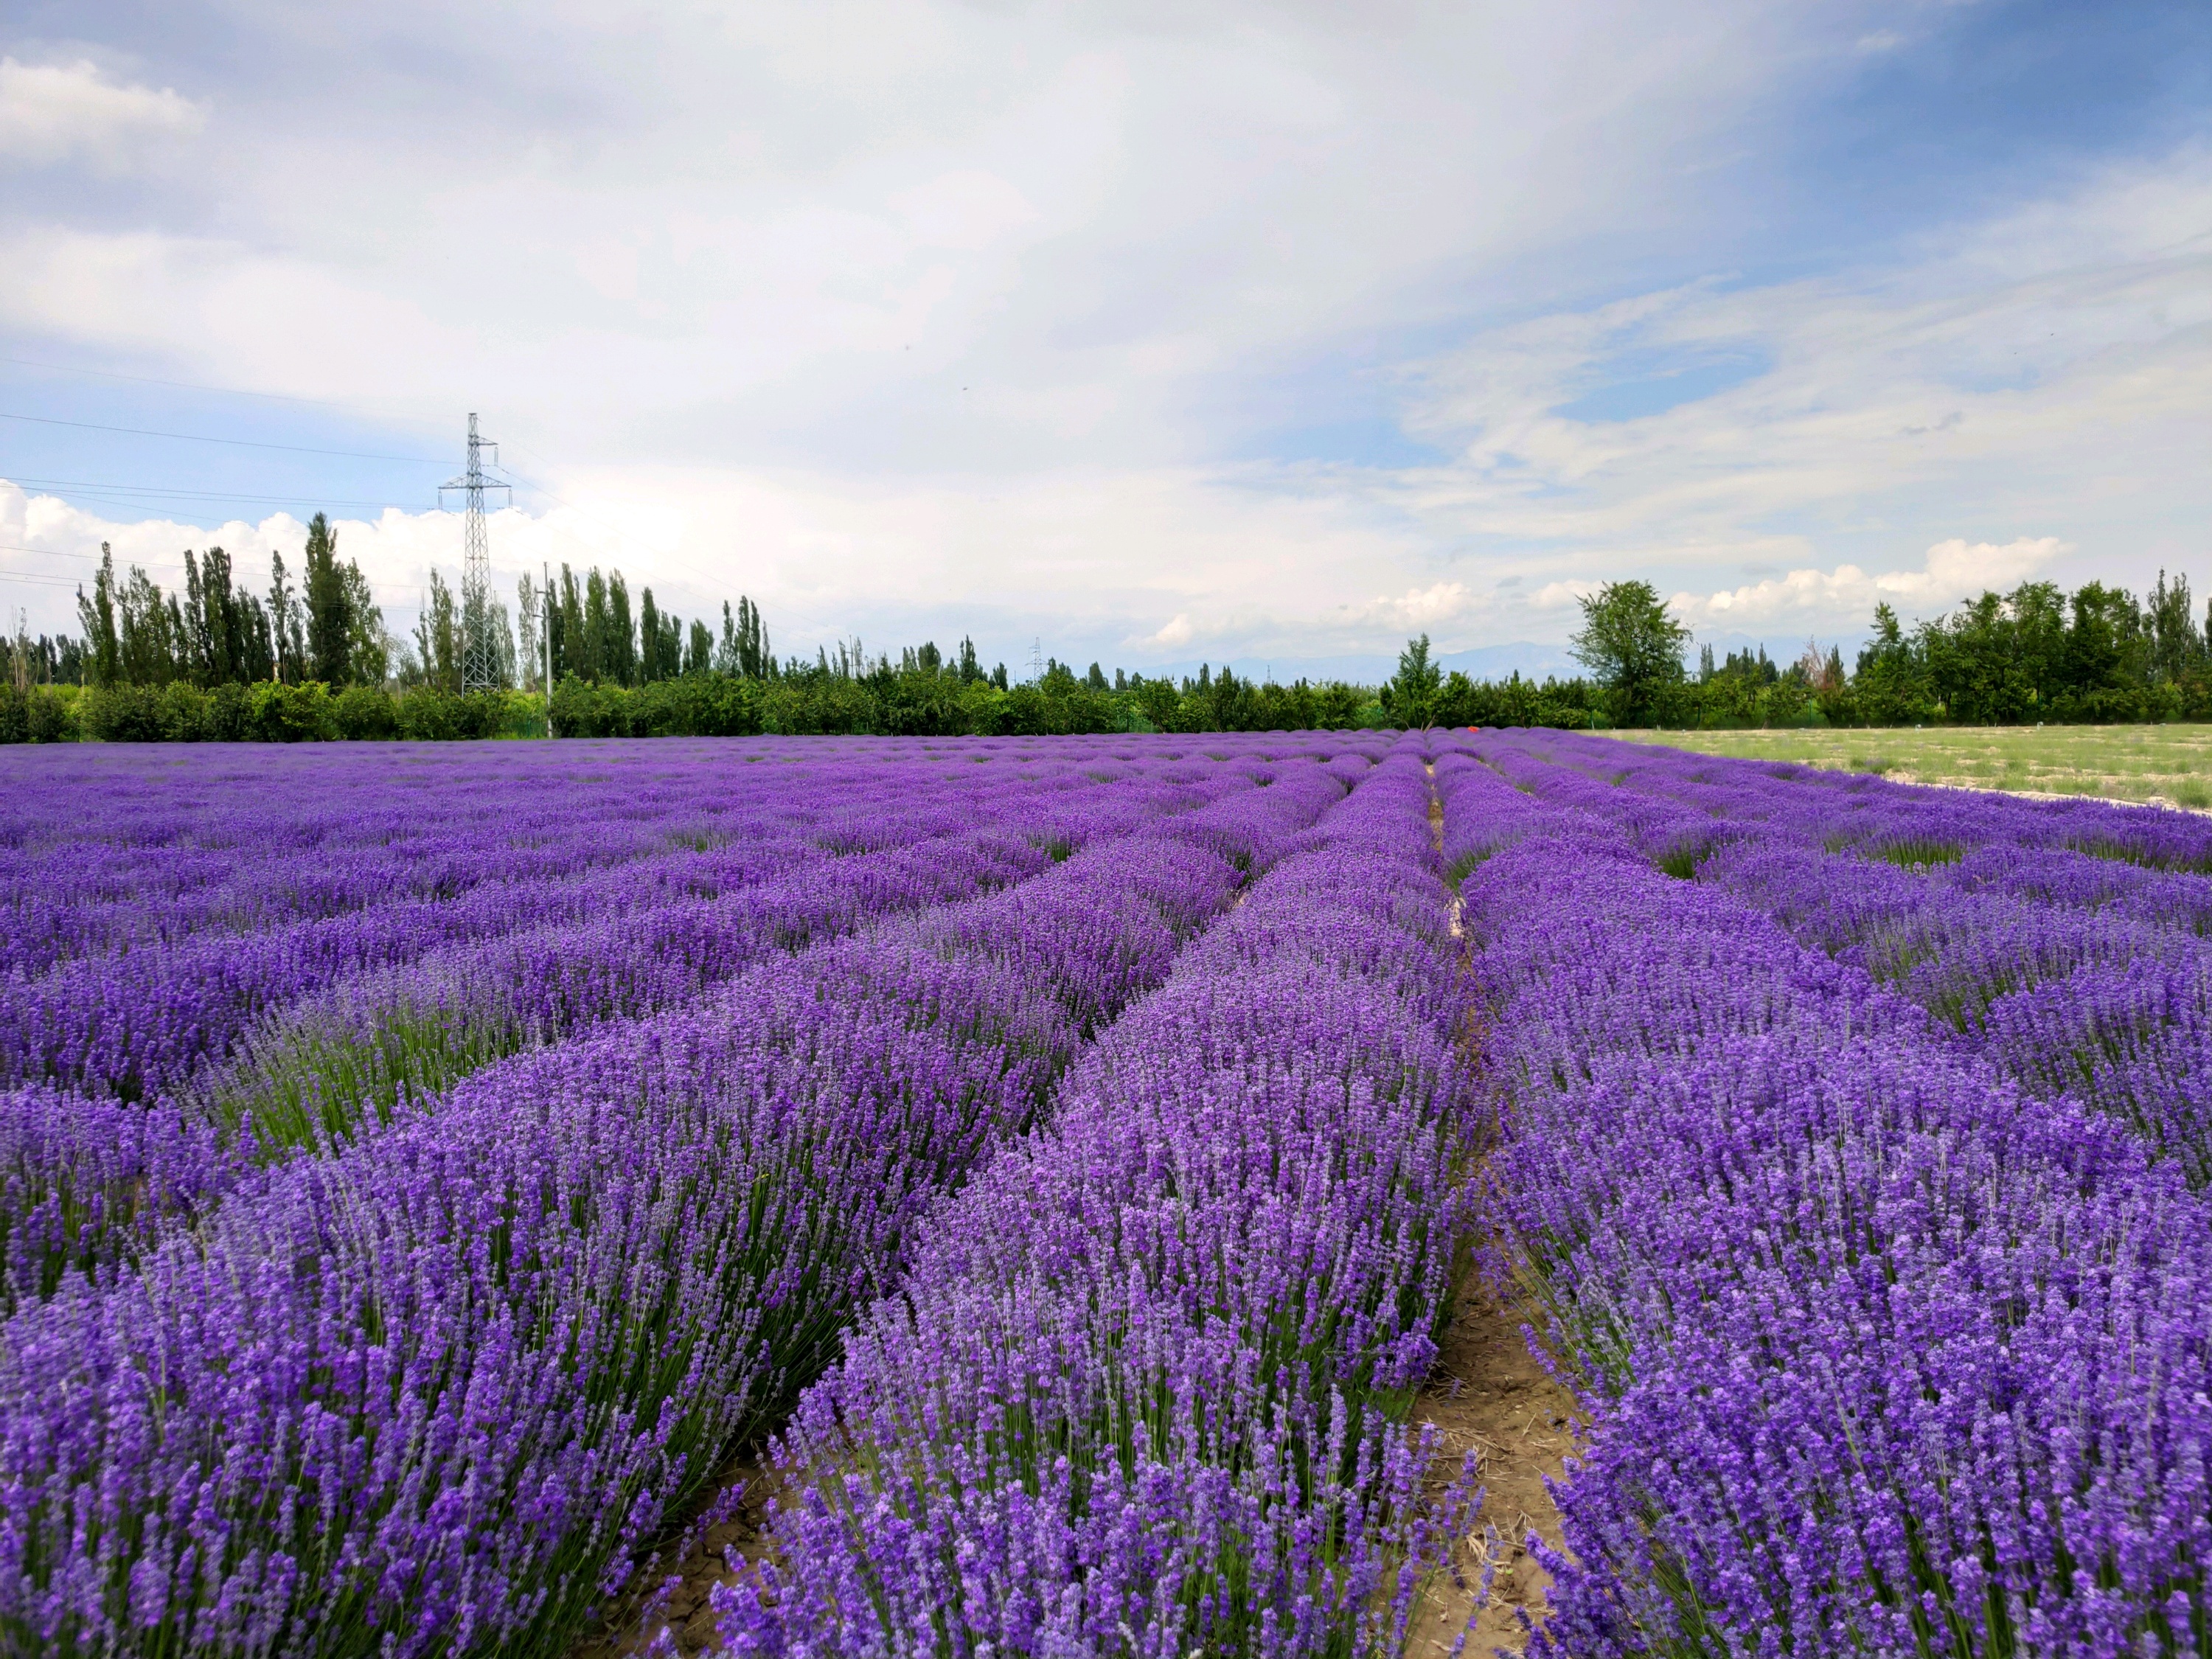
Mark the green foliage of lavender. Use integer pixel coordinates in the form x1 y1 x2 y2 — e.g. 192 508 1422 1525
0 733 1397 1655
1444 733 2212 1654
714 751 1484 1658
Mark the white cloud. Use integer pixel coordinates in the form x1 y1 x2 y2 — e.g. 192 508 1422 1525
1670 536 2065 631
0 1 1811 459
1 8 2205 671
0 481 619 636
1532 580 1596 611
1391 147 2212 633
0 58 204 171
1340 581 1476 631
0 466 1433 667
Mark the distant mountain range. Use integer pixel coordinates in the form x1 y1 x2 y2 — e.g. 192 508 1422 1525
1435 641 1581 681
1161 630 1866 689
1186 641 1580 687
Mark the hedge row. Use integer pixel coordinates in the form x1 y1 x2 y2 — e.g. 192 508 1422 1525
0 682 536 744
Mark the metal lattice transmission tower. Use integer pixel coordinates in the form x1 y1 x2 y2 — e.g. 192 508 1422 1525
439 413 512 693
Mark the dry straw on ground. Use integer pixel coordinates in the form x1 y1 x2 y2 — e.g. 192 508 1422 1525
1618 724 2212 810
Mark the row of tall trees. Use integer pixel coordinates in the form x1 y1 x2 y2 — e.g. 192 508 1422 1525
70 517 390 691
46 541 767 700
26 538 2212 737
515 568 779 690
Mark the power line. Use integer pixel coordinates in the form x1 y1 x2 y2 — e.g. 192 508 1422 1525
4 408 843 650
0 543 420 600
0 543 184 566
12 460 784 630
0 376 846 657
0 411 445 464
0 355 352 408
497 447 843 644
6 476 415 511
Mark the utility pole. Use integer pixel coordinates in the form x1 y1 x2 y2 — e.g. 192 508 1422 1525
439 414 511 694
543 560 554 737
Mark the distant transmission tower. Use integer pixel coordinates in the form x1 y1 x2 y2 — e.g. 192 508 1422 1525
1029 636 1045 683
439 413 512 693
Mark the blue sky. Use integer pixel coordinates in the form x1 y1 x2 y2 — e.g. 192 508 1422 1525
1 0 2205 683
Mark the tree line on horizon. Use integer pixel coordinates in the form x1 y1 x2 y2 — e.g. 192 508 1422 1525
1380 573 2212 731
7 531 2212 741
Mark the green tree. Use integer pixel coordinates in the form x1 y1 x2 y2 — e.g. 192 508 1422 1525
582 568 611 684
742 598 772 678
343 563 387 687
639 588 664 684
552 565 581 682
606 572 636 686
720 597 772 679
638 588 683 683
1382 634 1442 727
76 544 122 688
2063 581 2141 701
184 547 251 686
414 569 461 693
2146 570 2203 684
117 563 183 687
302 513 353 686
268 552 305 684
516 573 541 691
1568 581 1688 723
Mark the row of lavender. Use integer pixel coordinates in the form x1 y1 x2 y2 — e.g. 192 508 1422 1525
0 740 1312 1309
3 742 1214 1105
707 745 1486 1658
1441 737 2211 1654
0 735 1394 1655
1484 728 2212 1186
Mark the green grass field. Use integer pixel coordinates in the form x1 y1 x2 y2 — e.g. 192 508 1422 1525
1611 725 2212 810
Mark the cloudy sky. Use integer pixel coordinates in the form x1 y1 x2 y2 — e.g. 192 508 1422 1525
1 0 2205 681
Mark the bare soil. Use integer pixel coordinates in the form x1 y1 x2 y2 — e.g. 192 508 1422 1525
1405 1270 1585 1658
568 1455 779 1658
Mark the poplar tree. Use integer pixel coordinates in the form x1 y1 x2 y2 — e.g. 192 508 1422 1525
303 513 353 686
76 546 121 688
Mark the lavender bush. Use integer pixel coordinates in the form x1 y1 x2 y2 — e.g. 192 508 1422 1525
18 723 2207 1658
1452 732 2212 1655
711 746 1485 1659
0 736 1384 1657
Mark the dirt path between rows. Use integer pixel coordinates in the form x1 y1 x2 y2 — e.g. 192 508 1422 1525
1405 1272 1583 1657
568 1453 777 1658
579 765 1580 1658
1417 759 1582 1658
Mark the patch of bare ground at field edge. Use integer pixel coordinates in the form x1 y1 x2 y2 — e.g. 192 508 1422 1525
1881 771 2212 813
568 1455 781 1658
1408 1271 1585 1658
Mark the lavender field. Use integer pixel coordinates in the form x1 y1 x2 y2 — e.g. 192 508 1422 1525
2 731 2209 1658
